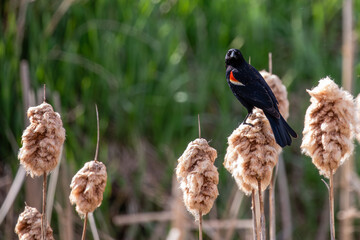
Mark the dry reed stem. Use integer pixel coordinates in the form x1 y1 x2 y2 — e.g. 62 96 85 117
329 170 335 240
269 175 275 240
252 190 259 240
224 108 281 193
258 181 266 240
340 3 354 237
199 210 203 240
301 77 355 178
176 138 219 221
18 102 66 177
82 212 88 240
15 206 54 240
41 173 47 240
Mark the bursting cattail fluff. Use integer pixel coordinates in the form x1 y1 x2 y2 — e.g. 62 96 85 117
224 108 281 194
260 70 289 120
176 138 219 220
18 102 66 177
301 77 355 177
15 206 54 240
69 160 107 217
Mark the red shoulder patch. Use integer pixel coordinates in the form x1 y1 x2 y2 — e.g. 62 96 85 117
230 71 238 82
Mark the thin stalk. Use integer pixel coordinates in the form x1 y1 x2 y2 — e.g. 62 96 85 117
94 104 99 162
43 84 46 102
199 210 203 240
42 172 47 240
258 180 266 240
269 163 279 240
330 170 335 240
268 52 272 75
198 114 201 139
82 212 88 240
252 189 259 240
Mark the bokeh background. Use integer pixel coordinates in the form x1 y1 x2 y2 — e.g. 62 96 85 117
1 0 360 239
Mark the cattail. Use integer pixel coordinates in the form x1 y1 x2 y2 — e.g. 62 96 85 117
225 108 280 240
176 138 219 220
69 160 107 217
224 108 281 192
18 102 66 177
15 206 54 240
260 70 289 120
301 77 355 177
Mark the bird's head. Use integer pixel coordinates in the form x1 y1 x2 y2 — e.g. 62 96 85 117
225 49 245 67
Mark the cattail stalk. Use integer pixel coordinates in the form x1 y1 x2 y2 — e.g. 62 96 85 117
252 190 259 240
82 213 88 240
269 169 276 240
42 173 47 240
41 86 47 240
329 170 335 240
199 210 203 240
198 116 203 240
258 180 266 240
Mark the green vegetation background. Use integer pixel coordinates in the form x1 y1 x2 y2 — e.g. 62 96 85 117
1 0 360 239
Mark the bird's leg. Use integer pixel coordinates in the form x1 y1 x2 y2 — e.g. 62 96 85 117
242 112 254 126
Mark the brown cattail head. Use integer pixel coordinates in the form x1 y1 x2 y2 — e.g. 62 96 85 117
69 160 107 217
176 138 219 220
260 70 289 120
224 108 281 194
301 77 355 178
15 206 54 240
18 102 66 177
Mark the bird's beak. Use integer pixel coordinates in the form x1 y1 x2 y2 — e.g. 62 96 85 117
230 51 235 58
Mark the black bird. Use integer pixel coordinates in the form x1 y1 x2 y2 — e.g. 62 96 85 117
225 48 297 147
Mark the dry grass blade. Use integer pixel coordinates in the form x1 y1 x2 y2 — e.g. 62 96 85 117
340 0 355 239
89 212 100 240
0 167 26 224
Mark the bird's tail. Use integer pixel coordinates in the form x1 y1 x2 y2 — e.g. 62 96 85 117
264 112 297 147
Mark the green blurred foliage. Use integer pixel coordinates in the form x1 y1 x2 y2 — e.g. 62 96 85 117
1 0 360 239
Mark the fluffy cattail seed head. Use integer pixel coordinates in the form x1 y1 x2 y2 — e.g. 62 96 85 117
260 70 289 120
176 138 219 220
224 108 281 194
69 160 107 217
18 102 66 177
301 77 355 178
15 206 54 240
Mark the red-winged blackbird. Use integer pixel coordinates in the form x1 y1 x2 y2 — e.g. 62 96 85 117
225 48 297 147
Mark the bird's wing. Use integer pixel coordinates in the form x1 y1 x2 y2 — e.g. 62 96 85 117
230 68 280 118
